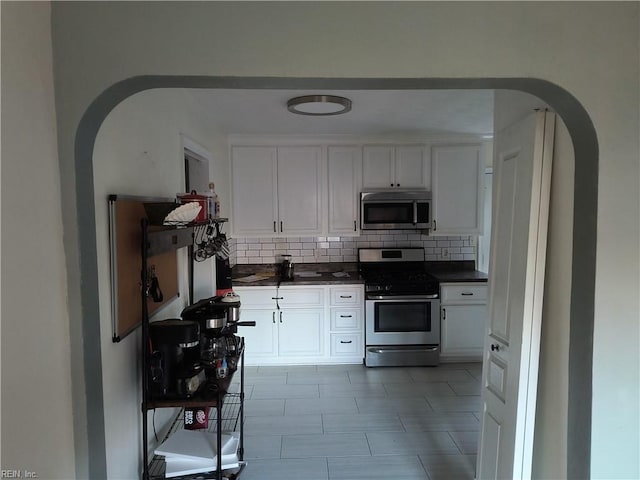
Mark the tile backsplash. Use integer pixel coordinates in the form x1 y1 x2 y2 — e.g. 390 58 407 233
229 230 476 266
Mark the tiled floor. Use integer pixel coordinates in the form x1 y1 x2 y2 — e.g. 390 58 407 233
234 362 482 480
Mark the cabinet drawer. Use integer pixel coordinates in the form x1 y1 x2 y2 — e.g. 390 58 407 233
330 333 363 356
329 286 362 306
330 308 362 331
441 283 488 303
234 287 277 308
278 287 324 308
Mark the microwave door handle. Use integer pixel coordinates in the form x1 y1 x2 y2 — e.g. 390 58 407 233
413 201 418 225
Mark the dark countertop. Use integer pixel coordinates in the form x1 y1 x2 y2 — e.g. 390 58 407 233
232 261 486 287
232 262 364 287
425 261 488 283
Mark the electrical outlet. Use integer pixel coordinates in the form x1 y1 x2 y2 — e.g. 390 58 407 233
442 247 449 258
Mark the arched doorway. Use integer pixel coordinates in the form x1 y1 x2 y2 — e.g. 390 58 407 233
74 77 596 479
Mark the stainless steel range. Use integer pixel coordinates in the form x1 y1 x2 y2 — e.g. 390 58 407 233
358 248 440 367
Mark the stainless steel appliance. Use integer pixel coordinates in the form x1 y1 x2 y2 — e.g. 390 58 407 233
360 190 432 230
359 248 440 367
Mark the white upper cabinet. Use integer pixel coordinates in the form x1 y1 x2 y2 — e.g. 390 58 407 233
231 146 278 236
231 145 323 237
231 139 485 238
328 146 362 235
431 144 484 235
362 145 429 189
276 146 323 235
395 145 430 188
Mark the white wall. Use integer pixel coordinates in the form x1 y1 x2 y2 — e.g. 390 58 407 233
92 89 228 478
47 2 639 478
0 2 76 478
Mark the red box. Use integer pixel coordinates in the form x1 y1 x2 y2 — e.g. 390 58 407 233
177 191 208 223
184 407 209 430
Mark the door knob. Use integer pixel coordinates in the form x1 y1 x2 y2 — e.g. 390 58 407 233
490 344 500 352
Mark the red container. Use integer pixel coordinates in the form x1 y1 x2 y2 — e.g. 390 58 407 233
184 407 209 430
177 190 208 223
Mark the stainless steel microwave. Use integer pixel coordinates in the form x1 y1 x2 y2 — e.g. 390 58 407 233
360 191 432 230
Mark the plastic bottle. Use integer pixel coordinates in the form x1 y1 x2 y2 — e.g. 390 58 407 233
207 182 220 219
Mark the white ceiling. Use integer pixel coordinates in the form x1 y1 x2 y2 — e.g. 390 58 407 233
187 89 494 137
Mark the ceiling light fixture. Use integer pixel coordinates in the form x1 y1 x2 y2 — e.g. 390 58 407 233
287 95 352 116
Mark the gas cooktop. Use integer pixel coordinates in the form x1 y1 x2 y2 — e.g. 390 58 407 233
358 248 439 296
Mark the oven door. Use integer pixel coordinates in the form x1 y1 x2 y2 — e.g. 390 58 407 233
365 295 440 345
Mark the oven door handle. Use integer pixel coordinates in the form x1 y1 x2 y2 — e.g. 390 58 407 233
366 294 439 301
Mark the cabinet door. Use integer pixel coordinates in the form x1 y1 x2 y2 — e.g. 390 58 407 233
236 309 277 360
440 304 486 356
231 146 278 236
362 145 394 188
431 144 484 235
277 146 323 235
278 309 324 357
395 145 429 189
328 146 361 235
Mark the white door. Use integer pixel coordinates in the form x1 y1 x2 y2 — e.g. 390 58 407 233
277 146 323 235
477 111 555 479
362 145 395 188
278 309 324 357
231 146 278 236
441 304 486 356
431 144 484 235
394 145 429 188
236 309 277 360
328 146 361 235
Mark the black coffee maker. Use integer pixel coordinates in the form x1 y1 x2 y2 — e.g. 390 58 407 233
148 319 204 398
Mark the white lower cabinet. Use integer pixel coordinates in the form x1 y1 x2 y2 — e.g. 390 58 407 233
440 282 488 361
235 284 364 365
236 309 277 359
277 309 324 357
